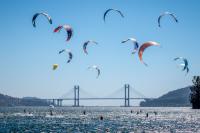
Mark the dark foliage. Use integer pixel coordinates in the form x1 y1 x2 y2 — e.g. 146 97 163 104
190 76 200 109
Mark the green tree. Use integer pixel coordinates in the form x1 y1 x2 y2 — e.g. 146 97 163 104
190 76 200 109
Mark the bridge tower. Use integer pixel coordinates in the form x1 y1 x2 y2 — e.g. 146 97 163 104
56 99 63 106
53 99 55 106
124 84 130 107
74 85 80 107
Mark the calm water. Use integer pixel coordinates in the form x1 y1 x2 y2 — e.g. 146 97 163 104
0 107 200 133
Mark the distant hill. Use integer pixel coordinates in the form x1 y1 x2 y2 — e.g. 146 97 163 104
0 93 49 107
140 86 192 107
1 86 192 107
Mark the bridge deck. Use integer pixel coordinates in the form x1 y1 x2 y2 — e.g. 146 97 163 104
44 98 154 100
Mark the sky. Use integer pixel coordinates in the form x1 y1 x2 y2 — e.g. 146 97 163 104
0 0 200 106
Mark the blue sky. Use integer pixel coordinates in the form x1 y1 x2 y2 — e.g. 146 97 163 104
0 0 200 105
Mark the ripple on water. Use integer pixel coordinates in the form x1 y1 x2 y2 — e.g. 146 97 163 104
0 107 200 132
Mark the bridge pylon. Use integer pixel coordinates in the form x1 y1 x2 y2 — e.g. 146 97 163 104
74 85 80 107
124 84 130 107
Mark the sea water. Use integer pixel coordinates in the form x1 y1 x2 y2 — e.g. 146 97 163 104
0 107 200 132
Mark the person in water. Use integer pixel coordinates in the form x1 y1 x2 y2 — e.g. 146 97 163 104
100 115 103 120
131 110 133 113
136 111 139 115
83 110 86 115
50 110 53 116
146 113 149 118
23 109 26 114
154 111 157 115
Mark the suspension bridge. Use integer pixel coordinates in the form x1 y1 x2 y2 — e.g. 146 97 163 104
43 84 155 107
